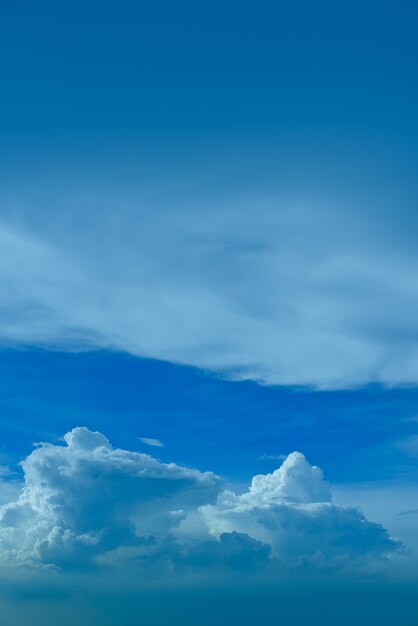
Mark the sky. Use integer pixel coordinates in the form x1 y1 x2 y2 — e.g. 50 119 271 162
1 0 418 624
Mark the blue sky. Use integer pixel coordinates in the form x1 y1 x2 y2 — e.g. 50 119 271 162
1 349 418 486
1 0 418 624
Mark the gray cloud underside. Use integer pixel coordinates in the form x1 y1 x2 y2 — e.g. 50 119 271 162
1 184 418 388
0 427 400 575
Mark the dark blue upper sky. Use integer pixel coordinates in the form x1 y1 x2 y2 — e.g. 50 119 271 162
1 0 417 176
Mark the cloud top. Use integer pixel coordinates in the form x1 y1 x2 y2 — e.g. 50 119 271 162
246 452 332 505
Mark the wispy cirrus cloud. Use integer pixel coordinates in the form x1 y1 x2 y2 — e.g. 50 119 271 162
2 184 418 389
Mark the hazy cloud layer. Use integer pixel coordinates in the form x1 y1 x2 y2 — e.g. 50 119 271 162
1 187 418 388
0 427 400 574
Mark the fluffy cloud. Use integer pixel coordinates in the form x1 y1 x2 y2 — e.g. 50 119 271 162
200 452 398 564
0 428 400 573
0 427 221 568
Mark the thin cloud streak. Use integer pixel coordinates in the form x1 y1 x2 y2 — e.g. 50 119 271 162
139 437 164 447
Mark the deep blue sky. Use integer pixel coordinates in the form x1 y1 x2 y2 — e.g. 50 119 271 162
1 348 418 486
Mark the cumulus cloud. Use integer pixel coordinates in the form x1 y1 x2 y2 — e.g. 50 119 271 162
2 185 418 388
199 452 398 564
0 428 400 573
0 427 221 568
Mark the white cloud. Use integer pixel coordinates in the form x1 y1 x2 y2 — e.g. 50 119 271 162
0 427 221 568
139 437 164 448
0 478 22 506
2 186 418 388
198 452 399 564
0 428 400 573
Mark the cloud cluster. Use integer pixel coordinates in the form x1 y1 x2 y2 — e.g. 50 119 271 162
0 428 399 574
